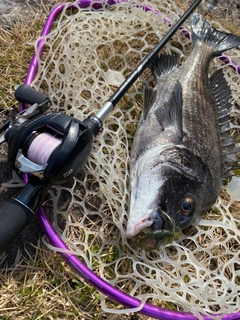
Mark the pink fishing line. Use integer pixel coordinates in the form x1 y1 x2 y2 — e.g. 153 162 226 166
27 133 61 166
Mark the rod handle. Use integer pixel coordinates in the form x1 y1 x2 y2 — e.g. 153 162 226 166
0 198 34 254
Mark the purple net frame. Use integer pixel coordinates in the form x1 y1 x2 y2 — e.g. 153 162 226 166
21 1 240 319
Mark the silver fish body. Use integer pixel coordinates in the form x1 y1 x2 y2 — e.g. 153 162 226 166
126 13 240 242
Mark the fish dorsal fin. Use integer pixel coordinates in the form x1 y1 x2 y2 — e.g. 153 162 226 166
210 69 240 178
143 85 157 120
150 54 180 80
210 69 231 108
210 69 232 125
155 80 183 139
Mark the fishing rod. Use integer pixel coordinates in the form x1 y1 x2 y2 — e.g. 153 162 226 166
0 0 202 255
96 0 203 121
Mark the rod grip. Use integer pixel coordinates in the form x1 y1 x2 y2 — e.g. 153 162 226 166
15 84 49 105
0 198 34 254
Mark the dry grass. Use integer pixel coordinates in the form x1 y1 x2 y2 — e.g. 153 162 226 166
0 1 239 320
0 1 60 113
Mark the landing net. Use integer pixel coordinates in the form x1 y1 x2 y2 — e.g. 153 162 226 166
20 1 240 319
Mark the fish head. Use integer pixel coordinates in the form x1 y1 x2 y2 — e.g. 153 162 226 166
127 148 208 246
150 167 202 232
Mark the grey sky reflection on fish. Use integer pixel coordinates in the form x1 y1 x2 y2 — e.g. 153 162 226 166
126 12 240 246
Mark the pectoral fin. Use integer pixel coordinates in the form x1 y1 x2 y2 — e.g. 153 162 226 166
155 80 183 139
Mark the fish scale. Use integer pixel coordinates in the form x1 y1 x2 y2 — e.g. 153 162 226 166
126 12 240 246
180 51 222 190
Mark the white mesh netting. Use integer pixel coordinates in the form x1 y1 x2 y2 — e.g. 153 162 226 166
24 1 240 319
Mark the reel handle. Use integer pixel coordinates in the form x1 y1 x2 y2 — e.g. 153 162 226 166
15 84 50 106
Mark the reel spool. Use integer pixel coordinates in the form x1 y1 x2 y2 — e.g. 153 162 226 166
26 133 62 166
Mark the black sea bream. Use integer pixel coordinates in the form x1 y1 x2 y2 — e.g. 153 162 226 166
126 13 240 245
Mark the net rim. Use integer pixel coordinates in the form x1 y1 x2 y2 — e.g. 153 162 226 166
21 1 240 319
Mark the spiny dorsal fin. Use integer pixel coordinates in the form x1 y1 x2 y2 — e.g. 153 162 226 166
150 54 180 80
155 80 183 139
210 69 232 127
143 85 157 120
210 69 231 101
210 69 240 178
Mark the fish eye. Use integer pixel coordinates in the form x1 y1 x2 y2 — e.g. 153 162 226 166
181 198 195 216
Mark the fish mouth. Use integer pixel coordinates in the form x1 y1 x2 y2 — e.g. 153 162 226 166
139 208 182 247
126 207 174 237
125 215 153 237
149 207 173 232
126 206 182 247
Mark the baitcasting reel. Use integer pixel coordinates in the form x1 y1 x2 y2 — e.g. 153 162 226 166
1 84 102 185
0 84 102 253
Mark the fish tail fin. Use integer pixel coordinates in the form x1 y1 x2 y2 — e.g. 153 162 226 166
190 13 240 55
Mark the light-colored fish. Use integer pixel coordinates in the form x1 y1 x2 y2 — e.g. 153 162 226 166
126 13 240 246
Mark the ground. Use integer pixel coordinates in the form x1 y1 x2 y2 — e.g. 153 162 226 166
0 0 239 319
0 0 52 26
